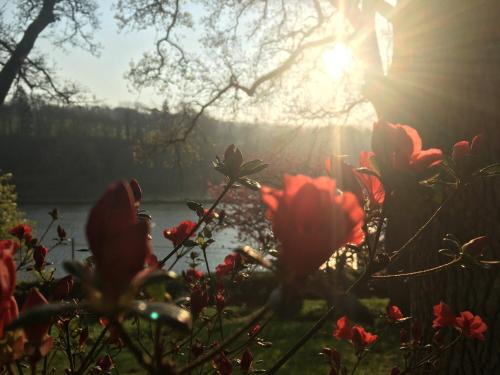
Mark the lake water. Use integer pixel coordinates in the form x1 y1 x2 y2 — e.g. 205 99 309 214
20 203 243 278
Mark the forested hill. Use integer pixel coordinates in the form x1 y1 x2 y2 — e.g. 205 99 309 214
0 92 372 203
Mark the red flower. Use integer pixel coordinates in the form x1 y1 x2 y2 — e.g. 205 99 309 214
452 134 485 162
215 253 242 279
22 289 51 344
471 134 485 154
240 348 253 373
333 316 352 340
191 340 205 357
51 275 74 300
386 305 403 323
262 175 364 278
0 242 16 302
96 354 115 371
452 140 471 162
351 325 378 349
248 324 261 337
184 268 203 283
190 284 209 317
334 317 377 350
129 178 143 204
356 152 385 207
200 208 219 224
455 311 487 341
79 326 89 347
0 240 18 253
0 241 18 340
86 181 154 301
9 224 32 240
33 245 48 270
372 121 443 173
57 225 66 240
163 220 197 247
213 351 233 375
215 290 225 311
432 302 456 329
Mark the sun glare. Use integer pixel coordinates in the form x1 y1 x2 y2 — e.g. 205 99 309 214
322 43 353 80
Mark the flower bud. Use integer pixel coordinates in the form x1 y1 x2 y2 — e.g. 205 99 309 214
223 144 243 177
240 348 253 373
33 246 48 270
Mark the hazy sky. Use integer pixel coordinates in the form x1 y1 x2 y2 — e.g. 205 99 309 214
30 1 384 127
38 1 163 108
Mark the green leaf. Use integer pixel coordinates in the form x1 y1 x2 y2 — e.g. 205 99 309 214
202 227 212 239
186 201 204 216
237 177 261 191
6 302 79 331
438 248 457 258
236 246 273 269
128 301 192 331
473 162 500 177
183 239 198 248
238 159 269 177
140 270 177 288
460 253 491 270
63 261 91 282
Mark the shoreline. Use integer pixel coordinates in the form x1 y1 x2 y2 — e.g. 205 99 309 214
19 197 216 205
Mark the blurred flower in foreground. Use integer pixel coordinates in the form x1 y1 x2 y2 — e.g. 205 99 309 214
86 180 155 302
0 241 18 339
22 288 53 360
262 174 364 279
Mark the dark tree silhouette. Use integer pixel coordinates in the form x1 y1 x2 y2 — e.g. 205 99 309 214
0 0 100 106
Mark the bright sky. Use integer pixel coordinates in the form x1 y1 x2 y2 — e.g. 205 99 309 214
37 1 163 108
30 1 391 127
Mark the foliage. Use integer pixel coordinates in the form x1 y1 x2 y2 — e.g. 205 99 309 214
0 99 371 202
1 130 499 374
0 172 24 238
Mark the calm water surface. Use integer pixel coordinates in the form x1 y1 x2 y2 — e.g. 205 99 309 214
20 203 242 278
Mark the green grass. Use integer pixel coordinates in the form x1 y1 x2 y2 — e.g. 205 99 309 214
46 298 402 374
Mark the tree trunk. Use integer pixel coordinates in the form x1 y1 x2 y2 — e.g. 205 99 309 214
368 1 500 373
0 0 57 106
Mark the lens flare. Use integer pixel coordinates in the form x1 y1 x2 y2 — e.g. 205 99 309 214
322 43 353 80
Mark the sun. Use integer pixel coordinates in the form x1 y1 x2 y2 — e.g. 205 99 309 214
322 43 353 80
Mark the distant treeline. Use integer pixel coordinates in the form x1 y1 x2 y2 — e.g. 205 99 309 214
0 88 372 203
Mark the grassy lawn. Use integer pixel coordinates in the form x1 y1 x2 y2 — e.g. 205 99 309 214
47 298 402 374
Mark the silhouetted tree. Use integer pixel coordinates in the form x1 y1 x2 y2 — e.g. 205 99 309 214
0 0 100 106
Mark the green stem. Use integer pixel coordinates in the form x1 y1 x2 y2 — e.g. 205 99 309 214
265 305 335 374
113 321 153 372
372 258 461 279
64 323 75 373
178 304 270 374
388 192 455 264
159 180 234 267
75 327 108 375
38 219 54 244
350 354 363 375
